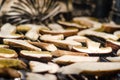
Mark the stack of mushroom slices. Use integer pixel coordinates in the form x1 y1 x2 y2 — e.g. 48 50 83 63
0 17 120 80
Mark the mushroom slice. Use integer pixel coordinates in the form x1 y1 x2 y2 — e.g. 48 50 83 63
0 23 24 39
52 55 99 64
48 23 65 31
40 39 81 50
117 49 120 56
0 44 9 48
3 39 41 51
40 29 78 37
29 61 59 73
0 58 27 69
73 40 112 54
0 68 21 78
20 50 52 62
114 31 120 38
106 39 120 51
101 23 120 33
28 41 57 51
78 30 119 40
0 48 18 58
52 49 88 57
26 73 57 80
40 34 64 41
65 35 89 43
58 62 120 75
106 57 120 62
73 17 102 29
58 21 87 29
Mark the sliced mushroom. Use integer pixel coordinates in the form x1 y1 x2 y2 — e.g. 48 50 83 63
73 40 112 54
106 57 120 62
65 35 89 43
106 39 120 51
29 61 59 73
40 34 64 41
0 23 24 39
58 20 87 29
3 39 41 51
117 49 120 56
0 44 9 48
58 62 120 75
40 23 78 37
101 23 120 33
52 49 88 57
73 17 102 29
78 30 119 40
20 50 52 62
28 41 57 52
0 48 18 58
0 58 27 69
114 31 120 38
26 73 57 80
0 68 21 78
52 55 99 64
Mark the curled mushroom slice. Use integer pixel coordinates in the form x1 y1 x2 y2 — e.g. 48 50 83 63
3 39 41 51
0 23 24 39
26 73 57 80
58 62 120 75
52 55 99 64
73 40 112 54
20 50 52 62
78 30 119 40
29 61 59 73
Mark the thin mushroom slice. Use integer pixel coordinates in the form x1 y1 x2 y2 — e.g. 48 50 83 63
106 57 120 62
52 55 99 64
3 39 41 51
73 40 112 54
0 23 24 39
78 30 119 40
29 61 59 73
58 62 120 76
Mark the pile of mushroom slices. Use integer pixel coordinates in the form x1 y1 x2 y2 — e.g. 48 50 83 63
0 17 120 80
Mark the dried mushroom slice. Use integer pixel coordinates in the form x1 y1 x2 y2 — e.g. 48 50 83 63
0 58 27 69
58 62 120 75
3 39 41 51
40 34 64 41
0 48 18 58
73 40 112 54
58 20 87 29
28 41 57 52
40 23 78 37
52 49 88 57
106 57 120 62
26 73 57 80
20 50 52 62
52 55 99 64
73 17 102 29
100 23 120 33
0 23 24 39
29 61 59 73
114 31 120 38
78 30 119 40
0 68 21 78
106 39 120 51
